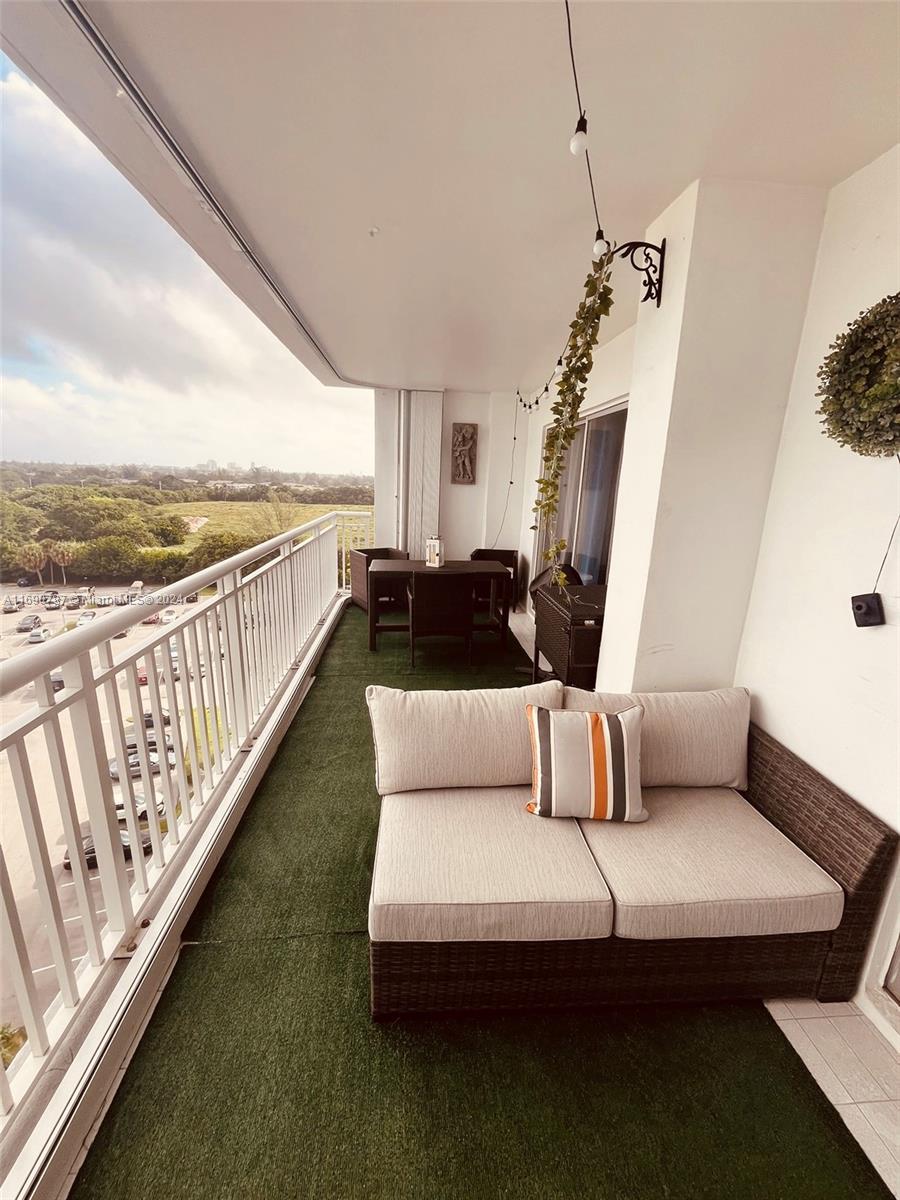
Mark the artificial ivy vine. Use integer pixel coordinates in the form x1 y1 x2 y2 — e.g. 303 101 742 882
532 249 615 584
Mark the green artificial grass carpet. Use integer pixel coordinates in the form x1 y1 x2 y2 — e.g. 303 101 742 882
71 607 890 1200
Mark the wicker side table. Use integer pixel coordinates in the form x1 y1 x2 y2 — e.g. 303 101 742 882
532 584 607 686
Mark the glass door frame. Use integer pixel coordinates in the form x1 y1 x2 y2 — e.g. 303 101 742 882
529 396 629 604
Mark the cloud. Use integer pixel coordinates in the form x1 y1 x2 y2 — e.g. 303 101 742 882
0 60 373 472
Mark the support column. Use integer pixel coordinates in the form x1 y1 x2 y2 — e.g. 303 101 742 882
597 177 825 691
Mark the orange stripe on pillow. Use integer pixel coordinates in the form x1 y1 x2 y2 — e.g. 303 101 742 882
526 704 539 802
590 711 608 819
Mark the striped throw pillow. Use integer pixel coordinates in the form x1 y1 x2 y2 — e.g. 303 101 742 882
525 704 647 821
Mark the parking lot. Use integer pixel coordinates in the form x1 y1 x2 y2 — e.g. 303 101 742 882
0 583 206 1027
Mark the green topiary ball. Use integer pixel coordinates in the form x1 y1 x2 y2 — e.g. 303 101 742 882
816 292 900 458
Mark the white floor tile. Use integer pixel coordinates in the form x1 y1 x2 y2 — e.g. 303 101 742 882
778 1019 853 1105
785 999 829 1019
765 999 793 1020
815 1001 858 1017
831 1016 900 1101
839 1106 900 1197
860 1101 900 1160
799 1018 887 1102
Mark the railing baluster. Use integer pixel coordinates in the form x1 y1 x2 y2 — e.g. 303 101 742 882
200 612 228 772
0 1060 13 1114
62 652 134 932
124 661 166 869
7 741 78 1008
97 644 149 897
160 634 192 827
144 646 179 846
218 570 250 743
173 626 201 810
187 619 215 786
0 848 49 1056
35 674 105 961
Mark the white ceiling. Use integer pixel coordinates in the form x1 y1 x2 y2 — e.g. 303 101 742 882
3 1 897 393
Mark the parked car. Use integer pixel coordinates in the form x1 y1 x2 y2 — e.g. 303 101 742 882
185 593 199 603
16 576 33 588
160 607 178 624
39 591 59 603
141 611 161 625
77 610 97 627
45 596 63 610
123 732 174 754
96 595 115 607
63 828 152 870
114 794 166 824
3 596 24 613
16 614 42 632
114 593 131 607
50 672 65 693
108 750 161 781
64 595 82 610
135 709 170 728
27 627 52 644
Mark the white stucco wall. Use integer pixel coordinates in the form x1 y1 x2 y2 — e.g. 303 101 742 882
735 145 900 1034
439 391 489 557
597 177 826 691
736 146 899 823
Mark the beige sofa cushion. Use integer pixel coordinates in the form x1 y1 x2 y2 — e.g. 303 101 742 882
578 787 844 940
366 681 563 795
369 786 613 941
564 686 750 788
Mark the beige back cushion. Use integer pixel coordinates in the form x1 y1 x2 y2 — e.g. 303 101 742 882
366 681 564 794
563 686 750 788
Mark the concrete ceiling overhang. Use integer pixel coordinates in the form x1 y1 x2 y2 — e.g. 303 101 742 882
2 1 897 393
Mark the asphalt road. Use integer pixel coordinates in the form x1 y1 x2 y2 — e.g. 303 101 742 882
0 583 205 1028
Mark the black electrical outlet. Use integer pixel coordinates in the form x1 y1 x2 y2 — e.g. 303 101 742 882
851 593 885 627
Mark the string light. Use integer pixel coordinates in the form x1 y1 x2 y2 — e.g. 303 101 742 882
569 113 588 156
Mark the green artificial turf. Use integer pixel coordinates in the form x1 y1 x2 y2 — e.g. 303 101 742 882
71 607 890 1200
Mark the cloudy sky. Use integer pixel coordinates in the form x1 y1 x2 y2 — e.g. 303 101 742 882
0 54 374 474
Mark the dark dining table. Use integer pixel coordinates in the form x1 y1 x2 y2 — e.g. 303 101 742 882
367 558 512 651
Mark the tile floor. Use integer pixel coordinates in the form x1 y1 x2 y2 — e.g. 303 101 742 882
766 999 900 1195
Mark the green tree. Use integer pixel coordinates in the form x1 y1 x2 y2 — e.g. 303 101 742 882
146 513 190 547
138 546 190 583
51 541 80 586
186 532 256 574
0 496 43 542
40 539 58 585
16 542 48 585
73 537 139 580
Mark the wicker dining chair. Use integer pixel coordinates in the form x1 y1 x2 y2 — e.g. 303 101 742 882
349 548 409 611
407 573 476 667
470 548 519 613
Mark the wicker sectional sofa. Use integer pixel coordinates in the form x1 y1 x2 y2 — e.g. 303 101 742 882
365 682 897 1018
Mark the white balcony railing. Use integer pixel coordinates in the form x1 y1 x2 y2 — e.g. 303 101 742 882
0 510 373 1127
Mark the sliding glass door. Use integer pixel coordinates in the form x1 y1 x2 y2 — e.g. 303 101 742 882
534 406 627 588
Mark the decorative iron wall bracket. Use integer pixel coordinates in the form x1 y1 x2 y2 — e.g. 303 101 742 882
612 238 666 307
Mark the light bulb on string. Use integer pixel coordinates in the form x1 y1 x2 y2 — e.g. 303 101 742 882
569 113 588 156
593 227 611 259
551 357 564 382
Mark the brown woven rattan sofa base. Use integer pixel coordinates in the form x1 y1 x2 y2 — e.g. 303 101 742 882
369 726 897 1019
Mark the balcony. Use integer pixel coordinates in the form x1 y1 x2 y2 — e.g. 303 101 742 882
0 3 897 1197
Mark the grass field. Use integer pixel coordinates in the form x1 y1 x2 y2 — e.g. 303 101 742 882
158 501 373 549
